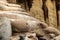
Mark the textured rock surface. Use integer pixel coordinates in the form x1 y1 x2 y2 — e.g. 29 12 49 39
0 12 51 40
0 0 24 11
0 0 30 15
30 0 44 22
46 0 57 28
0 17 12 40
25 33 38 40
0 0 60 40
51 35 60 40
58 11 60 30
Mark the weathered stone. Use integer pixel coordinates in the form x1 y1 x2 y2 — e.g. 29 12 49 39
7 0 16 3
10 36 20 40
0 11 29 15
0 13 39 32
58 11 60 30
30 0 44 22
11 19 29 32
0 17 12 40
25 33 38 40
0 0 24 11
0 1 21 8
0 12 51 40
0 3 23 11
44 27 60 36
0 0 7 2
52 35 60 40
46 0 57 28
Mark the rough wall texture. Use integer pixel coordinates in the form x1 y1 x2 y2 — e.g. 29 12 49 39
0 17 12 40
58 11 60 30
30 0 60 29
46 0 57 28
30 0 44 22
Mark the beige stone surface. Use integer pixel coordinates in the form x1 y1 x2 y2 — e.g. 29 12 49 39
46 0 57 28
0 17 12 40
58 11 60 30
0 0 59 40
52 35 60 40
7 0 16 3
25 33 38 40
0 12 51 40
0 0 7 2
0 0 22 11
30 0 44 22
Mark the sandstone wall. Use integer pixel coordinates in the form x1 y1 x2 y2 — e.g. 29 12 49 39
46 0 57 28
30 0 60 29
30 0 44 22
58 11 60 30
